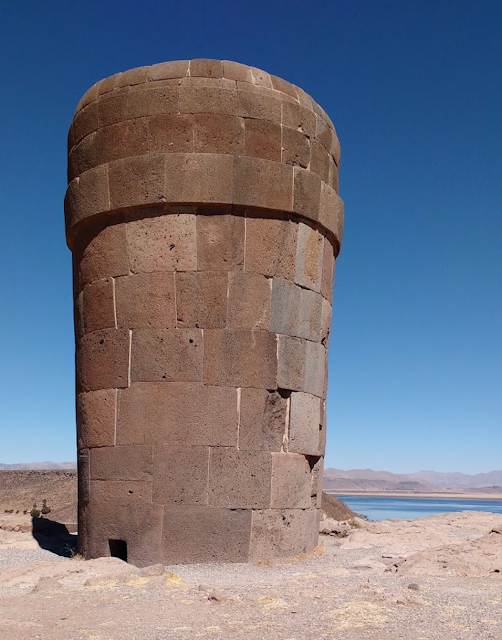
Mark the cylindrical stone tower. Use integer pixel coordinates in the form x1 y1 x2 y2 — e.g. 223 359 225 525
65 59 343 566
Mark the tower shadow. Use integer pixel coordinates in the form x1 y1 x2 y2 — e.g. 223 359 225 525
31 517 78 558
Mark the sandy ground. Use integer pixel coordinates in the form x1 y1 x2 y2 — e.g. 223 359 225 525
1 511 502 640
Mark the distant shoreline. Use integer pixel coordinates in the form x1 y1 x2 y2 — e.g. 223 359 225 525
330 490 502 500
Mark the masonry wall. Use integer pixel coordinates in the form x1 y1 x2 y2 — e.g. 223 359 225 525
65 59 343 566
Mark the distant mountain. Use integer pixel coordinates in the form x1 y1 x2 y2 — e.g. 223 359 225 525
0 462 77 470
323 468 502 492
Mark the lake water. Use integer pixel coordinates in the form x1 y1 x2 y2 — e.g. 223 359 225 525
334 494 502 520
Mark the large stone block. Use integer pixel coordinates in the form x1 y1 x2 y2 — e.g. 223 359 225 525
175 271 228 329
293 167 321 220
270 278 322 342
164 153 234 204
244 118 281 161
77 329 130 392
82 278 116 333
196 213 244 271
93 119 149 168
127 85 179 119
65 164 110 231
130 328 203 382
227 272 271 330
152 445 209 505
178 83 238 116
204 329 277 388
319 183 344 246
148 114 194 154
190 58 223 78
237 87 281 122
117 382 238 446
288 392 322 455
148 60 189 81
321 237 336 301
209 449 272 509
76 223 129 289
193 113 244 154
126 213 197 273
90 445 153 481
115 272 176 329
239 388 287 451
162 506 251 563
282 127 310 168
77 389 116 449
233 156 293 211
277 335 305 392
108 154 165 210
270 453 312 508
244 216 297 280
295 222 324 292
249 508 320 560
282 102 317 138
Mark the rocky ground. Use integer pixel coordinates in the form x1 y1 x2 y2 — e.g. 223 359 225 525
1 509 502 639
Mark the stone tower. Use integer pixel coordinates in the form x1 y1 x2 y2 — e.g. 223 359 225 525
65 59 343 566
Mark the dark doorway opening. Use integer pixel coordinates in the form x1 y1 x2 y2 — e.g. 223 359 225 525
109 539 127 562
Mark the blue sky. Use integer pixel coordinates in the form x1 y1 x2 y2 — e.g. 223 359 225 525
0 1 500 473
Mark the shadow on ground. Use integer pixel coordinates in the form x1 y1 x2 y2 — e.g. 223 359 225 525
32 517 78 557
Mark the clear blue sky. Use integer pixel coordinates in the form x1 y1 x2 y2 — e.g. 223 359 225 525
0 1 500 473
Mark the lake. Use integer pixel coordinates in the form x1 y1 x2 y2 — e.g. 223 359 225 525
334 494 502 520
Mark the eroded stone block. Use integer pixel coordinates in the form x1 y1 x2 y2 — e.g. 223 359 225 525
239 388 287 451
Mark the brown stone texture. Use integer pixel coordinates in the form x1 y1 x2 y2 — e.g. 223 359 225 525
67 60 343 566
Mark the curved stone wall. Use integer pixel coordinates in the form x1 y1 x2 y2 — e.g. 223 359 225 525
66 59 343 566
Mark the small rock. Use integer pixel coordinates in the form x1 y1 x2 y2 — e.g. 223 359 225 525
408 583 420 591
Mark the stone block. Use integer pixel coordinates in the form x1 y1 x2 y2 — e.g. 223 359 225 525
78 448 90 504
310 457 324 508
282 127 310 168
82 278 116 333
175 271 227 329
97 90 129 128
249 508 320 560
244 217 297 280
164 153 234 204
316 115 335 152
148 114 194 154
98 73 121 95
68 132 98 181
65 164 110 231
244 119 281 161
282 102 317 137
270 75 298 99
196 213 244 271
310 140 330 183
270 278 322 342
90 478 153 505
288 392 321 455
223 60 252 82
295 223 324 292
73 102 98 145
227 272 271 330
319 401 327 455
152 445 209 505
193 113 244 154
320 297 332 346
130 328 203 383
328 154 339 193
127 85 179 119
204 329 277 388
94 119 149 167
233 157 293 212
115 272 176 329
209 449 272 508
117 382 238 447
178 84 238 116
162 506 251 563
293 167 321 221
77 329 130 392
190 58 223 78
74 80 100 116
319 183 344 246
90 445 153 481
304 341 326 398
277 335 305 392
148 60 189 81
270 453 312 508
249 66 273 88
239 388 287 451
77 389 116 449
76 222 129 289
116 66 149 88
108 154 165 210
237 87 281 122
321 237 335 301
296 87 314 110
126 213 197 273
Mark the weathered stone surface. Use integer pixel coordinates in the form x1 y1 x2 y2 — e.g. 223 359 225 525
289 392 322 455
117 382 238 446
130 329 203 382
77 389 116 449
68 60 342 565
209 449 272 508
162 506 251 563
227 272 271 330
77 329 130 392
239 388 287 451
152 446 209 505
249 508 320 560
126 213 197 273
176 271 227 328
270 453 312 508
115 272 176 329
204 329 277 388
